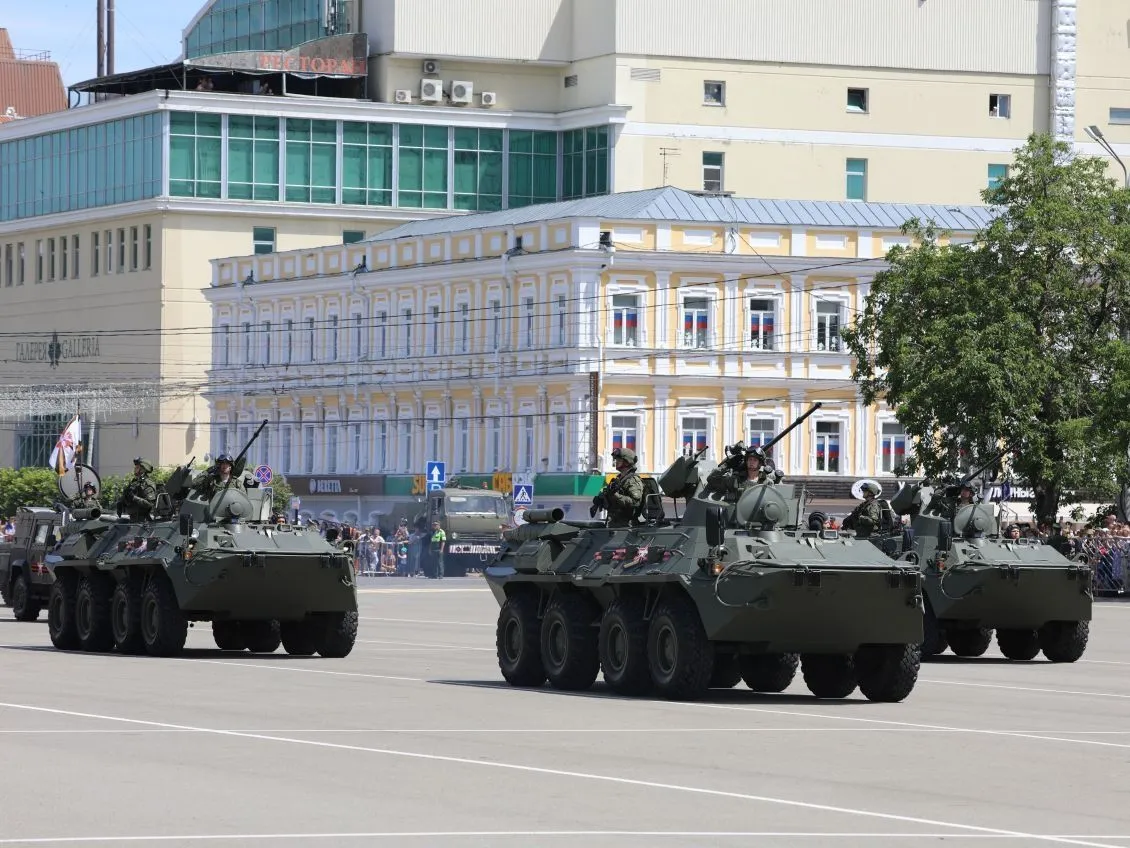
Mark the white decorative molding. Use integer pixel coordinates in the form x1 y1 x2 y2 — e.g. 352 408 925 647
1052 0 1077 141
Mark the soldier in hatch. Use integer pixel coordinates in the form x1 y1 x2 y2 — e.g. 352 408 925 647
704 443 780 502
116 458 157 521
191 453 247 499
842 481 883 539
590 447 644 527
70 482 101 510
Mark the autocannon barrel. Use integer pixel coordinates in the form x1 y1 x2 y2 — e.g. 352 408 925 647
523 508 564 524
70 507 101 521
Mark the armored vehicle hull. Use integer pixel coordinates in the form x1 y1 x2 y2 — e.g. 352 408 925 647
872 484 1092 662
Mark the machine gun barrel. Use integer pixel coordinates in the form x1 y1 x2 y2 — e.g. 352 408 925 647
523 508 564 524
762 403 823 455
70 507 101 521
957 441 1017 488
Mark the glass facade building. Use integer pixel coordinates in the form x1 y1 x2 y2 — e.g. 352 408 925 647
184 0 354 58
0 108 611 223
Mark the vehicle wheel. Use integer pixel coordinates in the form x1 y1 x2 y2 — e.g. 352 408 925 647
996 628 1040 661
47 572 79 650
75 574 114 653
12 571 42 622
598 597 650 695
855 644 920 703
947 627 993 657
801 654 857 698
710 653 743 689
281 620 319 656
242 620 281 653
920 601 947 658
739 653 800 693
140 575 188 657
315 611 358 658
0 575 10 607
496 593 545 687
646 596 714 701
111 580 144 654
1038 620 1089 663
540 593 600 691
212 620 244 651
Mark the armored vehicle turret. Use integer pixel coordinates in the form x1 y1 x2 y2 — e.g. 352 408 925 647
484 405 925 703
868 473 1091 662
46 422 358 659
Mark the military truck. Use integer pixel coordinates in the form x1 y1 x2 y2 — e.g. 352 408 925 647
424 483 510 576
484 405 925 703
46 422 359 658
0 506 67 621
868 476 1092 662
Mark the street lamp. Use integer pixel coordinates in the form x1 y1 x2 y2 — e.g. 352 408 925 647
1084 124 1129 188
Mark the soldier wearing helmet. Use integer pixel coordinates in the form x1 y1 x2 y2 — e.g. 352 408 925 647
842 481 883 538
116 457 156 521
193 453 249 499
70 481 101 510
590 446 644 526
705 443 780 502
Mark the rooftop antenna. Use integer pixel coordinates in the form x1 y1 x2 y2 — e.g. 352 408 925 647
96 0 105 78
659 147 680 187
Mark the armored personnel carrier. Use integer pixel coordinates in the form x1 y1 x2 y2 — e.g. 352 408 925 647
868 475 1091 663
46 423 359 659
484 405 925 703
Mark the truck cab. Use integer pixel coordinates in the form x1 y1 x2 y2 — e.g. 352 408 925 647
0 507 64 621
425 486 511 576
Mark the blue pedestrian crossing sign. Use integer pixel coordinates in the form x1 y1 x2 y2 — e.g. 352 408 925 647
426 461 445 485
512 484 533 506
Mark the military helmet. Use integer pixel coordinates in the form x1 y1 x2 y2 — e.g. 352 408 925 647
217 453 234 464
83 482 96 494
133 457 154 474
611 446 638 466
860 481 881 496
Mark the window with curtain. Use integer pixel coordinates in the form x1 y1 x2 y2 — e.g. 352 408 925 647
454 127 503 212
285 118 337 204
227 115 280 201
342 122 393 206
169 113 221 198
397 124 448 209
507 130 557 208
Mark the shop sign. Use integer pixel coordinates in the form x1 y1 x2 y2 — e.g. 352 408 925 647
286 475 385 496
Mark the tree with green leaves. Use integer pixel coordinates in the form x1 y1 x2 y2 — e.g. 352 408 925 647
0 467 67 518
843 133 1130 526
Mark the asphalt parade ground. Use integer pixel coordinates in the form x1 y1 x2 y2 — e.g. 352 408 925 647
2 579 1130 847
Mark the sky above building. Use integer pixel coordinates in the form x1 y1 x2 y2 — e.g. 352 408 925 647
5 0 185 88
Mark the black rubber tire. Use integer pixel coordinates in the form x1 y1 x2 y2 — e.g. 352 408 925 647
242 620 282 653
598 597 651 695
281 620 319 656
75 574 115 653
111 580 144 655
646 596 714 701
140 575 188 657
12 571 41 622
496 593 546 687
947 627 993 658
996 628 1040 661
801 654 857 698
739 653 800 693
855 644 920 703
48 572 80 650
316 611 358 658
710 653 743 689
212 620 245 651
920 601 948 658
540 593 600 691
1038 620 1089 663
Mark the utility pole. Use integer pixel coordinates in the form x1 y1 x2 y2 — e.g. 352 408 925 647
96 0 105 78
106 0 115 75
659 147 680 187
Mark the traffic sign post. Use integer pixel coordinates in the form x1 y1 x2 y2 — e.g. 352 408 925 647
426 461 445 486
253 465 273 486
512 484 533 506
427 482 444 492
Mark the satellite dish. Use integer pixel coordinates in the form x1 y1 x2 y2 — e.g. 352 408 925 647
850 478 883 500
57 464 102 501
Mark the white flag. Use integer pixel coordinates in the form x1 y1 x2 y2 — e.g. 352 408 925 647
48 416 82 476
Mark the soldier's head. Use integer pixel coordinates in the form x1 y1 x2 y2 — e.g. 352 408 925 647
958 482 978 503
216 453 234 478
611 447 637 472
83 482 96 497
860 481 881 500
133 458 152 477
745 447 766 476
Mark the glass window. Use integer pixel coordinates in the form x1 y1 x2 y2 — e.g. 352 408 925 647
507 130 557 208
610 415 638 456
846 158 867 202
90 233 99 277
183 0 348 59
283 318 293 364
555 414 567 470
401 308 412 356
374 421 387 471
815 421 841 473
703 152 724 192
682 296 710 349
327 425 338 474
454 127 503 211
129 226 138 270
486 418 500 470
816 301 842 352
143 225 152 270
376 311 387 358
228 115 280 201
398 420 413 471
988 163 1009 192
253 226 276 254
304 425 315 473
398 124 449 209
169 112 221 198
71 235 79 279
680 417 709 458
285 119 337 204
456 418 469 472
748 418 776 449
847 88 869 113
749 298 775 350
612 294 640 346
555 295 567 345
522 296 535 348
562 126 609 200
489 299 501 351
458 303 469 353
430 305 440 354
261 320 272 364
329 315 339 360
703 81 725 105
2 243 11 286
989 94 1011 119
343 229 365 243
342 122 393 206
881 422 910 474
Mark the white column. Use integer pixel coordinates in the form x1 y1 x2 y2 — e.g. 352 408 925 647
653 385 670 467
723 387 739 448
1051 0 1077 141
789 274 805 357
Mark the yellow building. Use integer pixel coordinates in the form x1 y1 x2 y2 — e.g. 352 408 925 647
205 187 991 522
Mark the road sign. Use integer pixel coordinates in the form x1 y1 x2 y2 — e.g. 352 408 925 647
427 482 444 493
426 461 445 485
289 497 301 510
512 484 533 506
253 464 273 485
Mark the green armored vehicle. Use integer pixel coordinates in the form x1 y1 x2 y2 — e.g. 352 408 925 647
46 423 359 659
484 405 925 703
867 476 1091 662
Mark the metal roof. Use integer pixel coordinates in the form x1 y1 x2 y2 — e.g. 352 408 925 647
367 186 998 243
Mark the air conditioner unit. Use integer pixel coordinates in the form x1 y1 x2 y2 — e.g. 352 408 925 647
480 91 497 107
450 81 474 105
394 89 412 104
423 58 440 75
420 79 443 102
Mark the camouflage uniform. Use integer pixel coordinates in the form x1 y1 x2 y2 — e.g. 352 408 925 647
593 448 645 526
843 483 882 538
70 495 101 510
117 459 156 521
704 444 776 502
191 453 247 500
